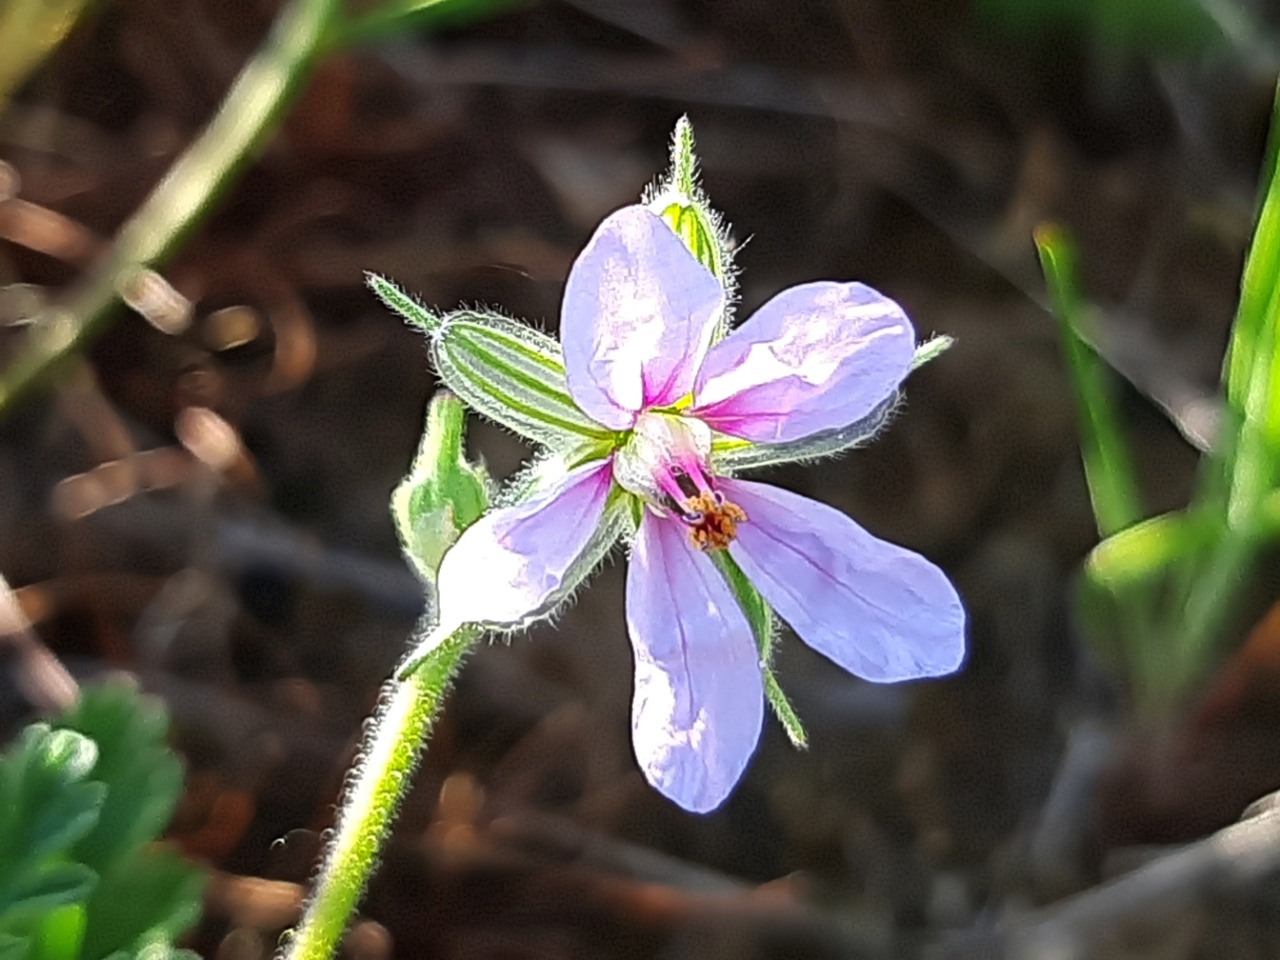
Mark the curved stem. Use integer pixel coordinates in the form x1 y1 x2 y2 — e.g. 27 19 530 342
0 0 341 417
281 626 478 960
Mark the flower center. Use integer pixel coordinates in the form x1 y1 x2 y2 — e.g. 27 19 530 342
680 490 747 552
614 411 747 551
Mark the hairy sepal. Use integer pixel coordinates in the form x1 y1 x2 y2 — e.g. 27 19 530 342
432 309 615 449
368 272 441 333
712 394 898 471
645 116 738 336
708 550 808 749
710 337 951 471
392 391 490 587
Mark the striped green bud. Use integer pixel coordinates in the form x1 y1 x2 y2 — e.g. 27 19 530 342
431 309 615 449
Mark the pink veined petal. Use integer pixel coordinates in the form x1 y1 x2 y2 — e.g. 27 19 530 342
691 281 914 443
626 511 763 813
435 459 615 631
723 479 965 682
561 205 725 429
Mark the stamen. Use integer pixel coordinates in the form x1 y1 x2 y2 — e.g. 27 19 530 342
680 490 747 551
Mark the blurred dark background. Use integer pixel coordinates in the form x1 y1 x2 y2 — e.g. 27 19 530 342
3 1 1280 957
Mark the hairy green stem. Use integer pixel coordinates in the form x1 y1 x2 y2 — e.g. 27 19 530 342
282 626 478 960
0 0 341 417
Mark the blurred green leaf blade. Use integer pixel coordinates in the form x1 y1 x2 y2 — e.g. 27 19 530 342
1036 224 1144 538
334 0 524 48
0 0 96 110
26 904 86 960
77 850 204 960
1218 83 1280 528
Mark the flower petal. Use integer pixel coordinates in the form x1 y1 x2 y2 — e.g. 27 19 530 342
626 511 763 813
723 479 965 682
692 282 914 443
436 459 618 631
562 205 725 429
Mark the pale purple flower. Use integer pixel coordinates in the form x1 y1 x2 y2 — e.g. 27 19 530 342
434 205 965 813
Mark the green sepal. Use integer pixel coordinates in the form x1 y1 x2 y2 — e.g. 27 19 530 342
911 334 953 370
711 337 951 472
709 551 808 750
392 391 490 586
367 273 441 334
712 397 895 472
647 117 736 309
432 310 614 449
660 202 725 284
1035 225 1144 538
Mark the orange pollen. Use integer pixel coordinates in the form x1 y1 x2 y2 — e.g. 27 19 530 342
682 491 748 552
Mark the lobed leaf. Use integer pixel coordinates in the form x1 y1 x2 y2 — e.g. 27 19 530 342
0 726 104 922
52 686 184 875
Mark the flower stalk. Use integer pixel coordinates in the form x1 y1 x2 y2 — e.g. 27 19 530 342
281 625 478 960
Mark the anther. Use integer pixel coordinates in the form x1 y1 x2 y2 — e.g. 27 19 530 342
680 491 748 551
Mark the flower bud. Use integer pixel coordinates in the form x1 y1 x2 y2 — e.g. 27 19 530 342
645 116 735 292
431 309 615 449
392 391 489 586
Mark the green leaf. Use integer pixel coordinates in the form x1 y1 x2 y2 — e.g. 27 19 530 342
0 725 104 918
26 904 85 960
1216 83 1280 528
1035 224 1144 538
392 391 490 585
978 0 1226 55
52 685 184 874
1 865 97 928
709 552 807 749
0 0 97 112
1084 510 1213 594
77 850 204 960
0 933 27 960
333 0 524 49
